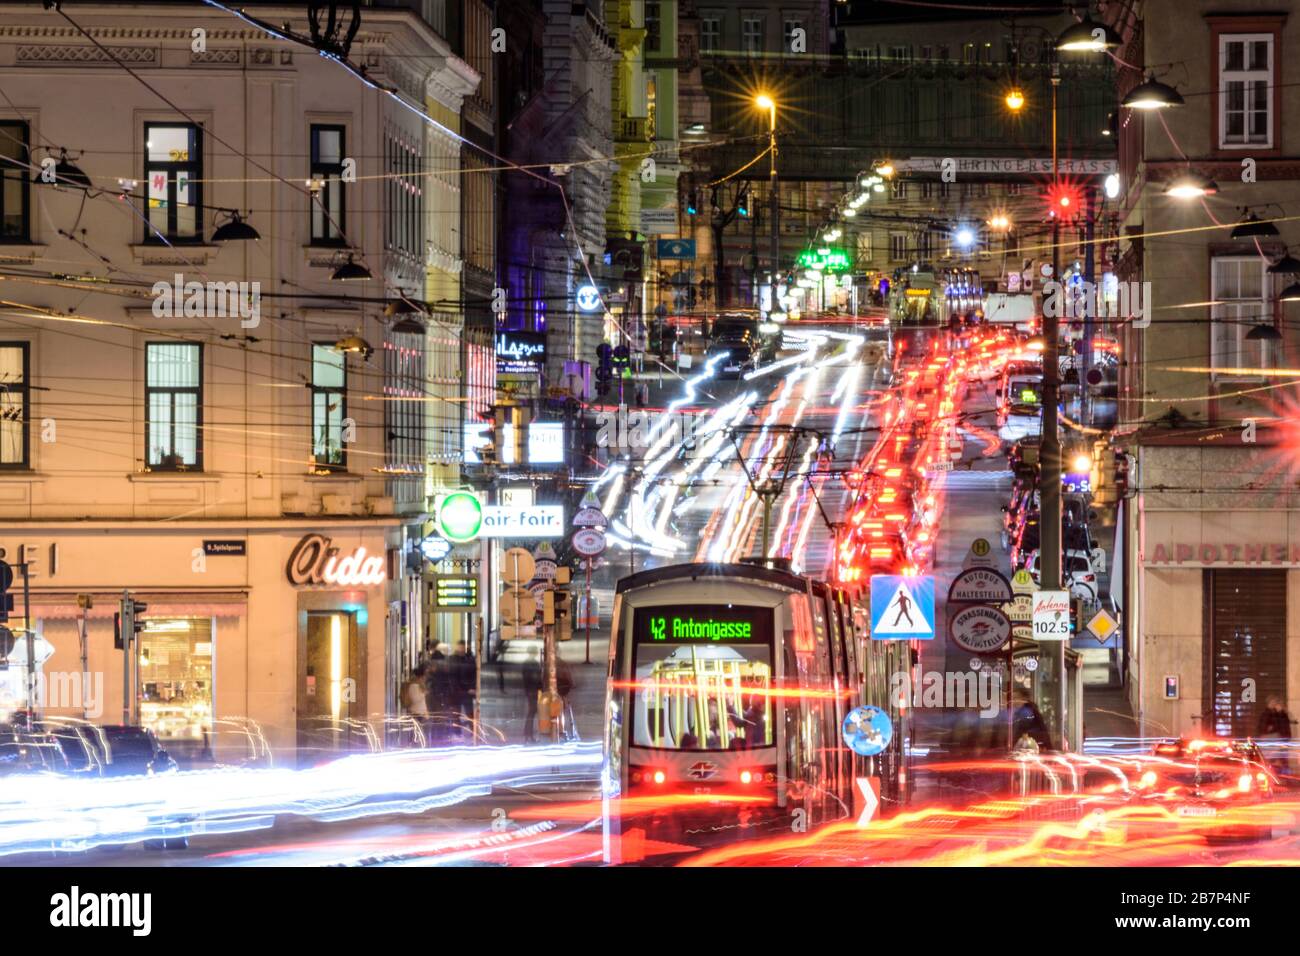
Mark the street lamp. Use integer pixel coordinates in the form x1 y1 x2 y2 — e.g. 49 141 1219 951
1121 75 1185 110
1005 88 1026 112
1056 14 1122 52
1165 172 1218 199
755 93 779 313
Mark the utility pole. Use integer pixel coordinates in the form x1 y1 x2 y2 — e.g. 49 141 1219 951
1040 63 1066 750
1081 185 1097 427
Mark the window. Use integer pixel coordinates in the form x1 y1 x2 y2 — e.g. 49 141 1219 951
939 181 951 198
963 43 975 64
937 45 950 61
1006 182 1023 196
1219 34 1272 147
917 231 933 260
145 343 202 470
645 1 661 52
310 125 346 245
856 232 872 261
1211 256 1273 373
920 181 933 199
384 328 426 499
889 233 908 262
742 17 763 54
0 342 28 469
890 180 907 200
982 42 994 65
701 15 720 52
144 124 202 241
920 45 932 62
783 18 803 52
138 617 214 747
891 46 909 62
384 130 423 266
0 121 30 240
311 344 347 471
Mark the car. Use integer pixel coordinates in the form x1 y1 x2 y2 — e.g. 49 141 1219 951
88 725 179 778
1026 549 1101 603
0 725 65 777
1008 514 1040 571
1134 739 1279 842
707 333 758 378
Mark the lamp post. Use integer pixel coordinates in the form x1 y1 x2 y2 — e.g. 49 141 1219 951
756 94 779 311
1038 60 1067 751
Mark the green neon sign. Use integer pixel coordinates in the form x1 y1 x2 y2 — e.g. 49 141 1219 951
650 615 754 641
437 492 484 543
796 248 852 273
1019 388 1040 404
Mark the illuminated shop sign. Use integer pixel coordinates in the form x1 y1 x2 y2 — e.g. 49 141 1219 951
463 422 565 465
287 534 386 587
496 331 547 376
796 248 852 273
632 604 772 644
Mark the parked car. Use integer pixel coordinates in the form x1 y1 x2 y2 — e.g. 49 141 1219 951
0 724 64 777
87 725 179 778
1026 549 1101 603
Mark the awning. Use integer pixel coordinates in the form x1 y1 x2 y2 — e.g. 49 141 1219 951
16 591 249 621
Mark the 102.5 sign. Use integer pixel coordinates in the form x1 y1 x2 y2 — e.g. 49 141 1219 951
1031 590 1071 640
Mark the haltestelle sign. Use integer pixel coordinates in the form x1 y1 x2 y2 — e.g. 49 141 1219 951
287 533 386 588
1146 542 1300 567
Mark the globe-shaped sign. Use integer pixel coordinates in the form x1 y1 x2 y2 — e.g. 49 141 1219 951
842 705 893 757
438 492 483 543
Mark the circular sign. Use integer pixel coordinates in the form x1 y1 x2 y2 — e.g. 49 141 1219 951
501 588 537 625
572 528 607 557
948 567 1013 603
1002 595 1034 624
576 285 601 311
533 559 558 581
971 538 990 557
970 657 983 671
438 492 483 543
572 507 607 528
1086 368 1104 386
501 548 536 586
420 537 452 563
1024 657 1039 672
949 605 1013 654
841 705 894 757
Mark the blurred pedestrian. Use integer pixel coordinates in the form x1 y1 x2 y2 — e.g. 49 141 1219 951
522 649 542 744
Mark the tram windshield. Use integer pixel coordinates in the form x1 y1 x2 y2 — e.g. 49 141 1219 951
630 604 776 751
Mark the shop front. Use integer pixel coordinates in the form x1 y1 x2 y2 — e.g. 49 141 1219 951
0 520 401 764
1130 487 1300 739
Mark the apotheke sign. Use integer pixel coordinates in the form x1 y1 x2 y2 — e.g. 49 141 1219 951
1147 542 1300 567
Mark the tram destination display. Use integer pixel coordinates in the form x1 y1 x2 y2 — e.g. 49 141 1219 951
633 604 772 644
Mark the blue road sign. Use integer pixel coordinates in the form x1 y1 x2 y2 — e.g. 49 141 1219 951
656 238 696 260
842 705 893 757
869 575 935 640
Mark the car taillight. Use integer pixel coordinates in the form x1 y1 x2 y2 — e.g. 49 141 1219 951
1139 770 1157 788
1238 773 1252 793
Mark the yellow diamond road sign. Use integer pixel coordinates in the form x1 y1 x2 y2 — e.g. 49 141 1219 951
1086 609 1118 643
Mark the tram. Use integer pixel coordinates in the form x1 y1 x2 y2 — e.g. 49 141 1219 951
601 561 914 862
888 267 985 328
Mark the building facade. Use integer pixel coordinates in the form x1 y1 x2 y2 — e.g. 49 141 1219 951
0 2 470 760
1107 0 1300 738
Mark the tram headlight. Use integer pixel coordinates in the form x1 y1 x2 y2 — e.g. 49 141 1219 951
653 770 666 785
740 770 753 785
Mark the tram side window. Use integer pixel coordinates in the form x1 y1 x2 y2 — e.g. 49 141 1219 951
631 642 774 750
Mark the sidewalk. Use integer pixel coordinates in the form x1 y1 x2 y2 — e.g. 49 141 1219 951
477 631 611 745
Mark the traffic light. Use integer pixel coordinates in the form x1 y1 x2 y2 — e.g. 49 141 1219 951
118 593 147 650
477 415 497 466
686 190 699 216
737 189 750 217
595 343 614 397
554 584 572 642
612 344 631 369
1114 448 1130 498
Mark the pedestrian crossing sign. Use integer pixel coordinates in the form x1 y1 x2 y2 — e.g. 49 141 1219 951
870 575 935 640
